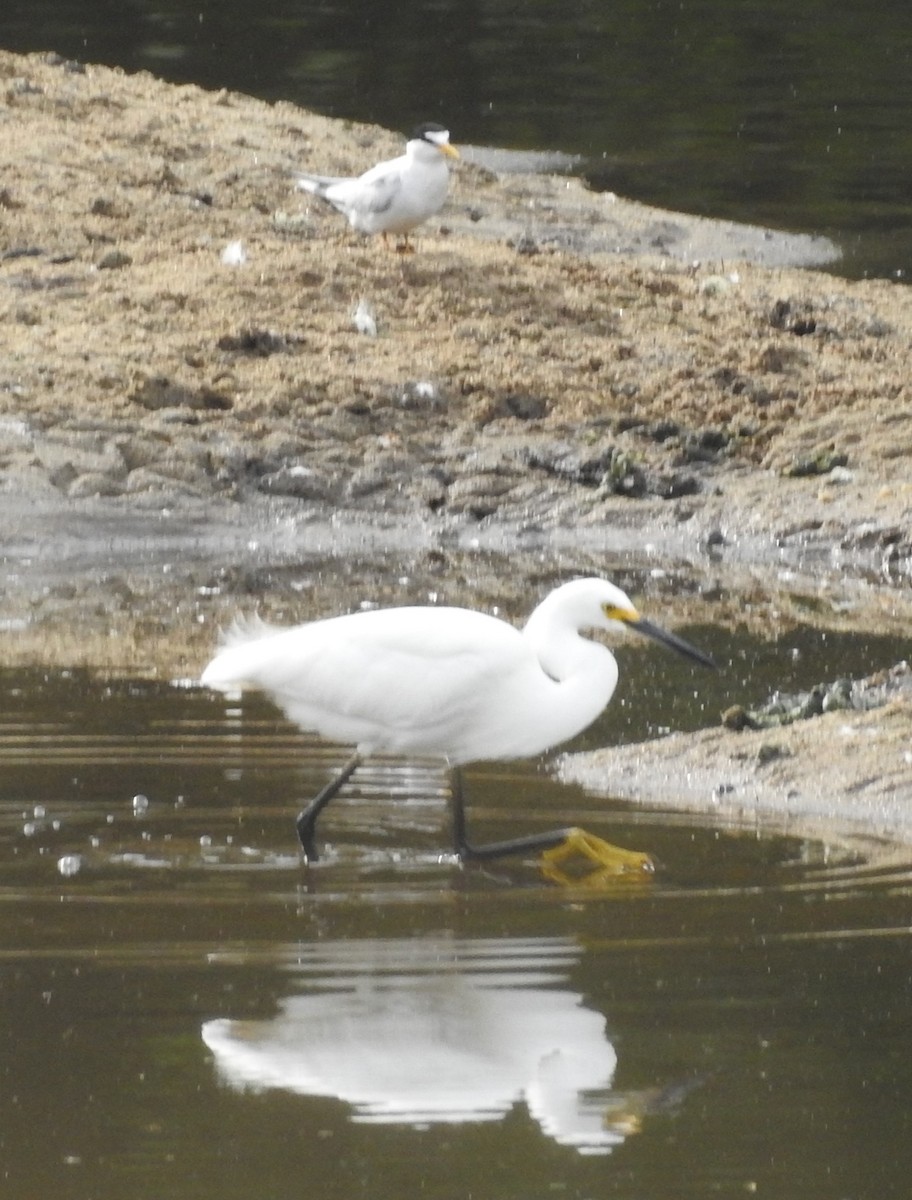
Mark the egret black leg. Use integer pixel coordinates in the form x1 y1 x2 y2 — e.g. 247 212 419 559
449 767 572 861
296 751 361 862
449 769 654 876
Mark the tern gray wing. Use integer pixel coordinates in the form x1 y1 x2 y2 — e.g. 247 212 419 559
294 171 348 196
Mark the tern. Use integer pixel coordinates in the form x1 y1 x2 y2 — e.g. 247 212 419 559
295 122 458 246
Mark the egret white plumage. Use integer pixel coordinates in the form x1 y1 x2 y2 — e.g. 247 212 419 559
295 122 458 244
200 578 715 868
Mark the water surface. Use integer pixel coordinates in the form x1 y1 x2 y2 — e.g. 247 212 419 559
2 658 911 1198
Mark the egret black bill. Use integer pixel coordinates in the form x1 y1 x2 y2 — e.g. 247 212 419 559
628 617 717 669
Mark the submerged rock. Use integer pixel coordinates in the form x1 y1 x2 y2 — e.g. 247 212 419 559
725 661 911 731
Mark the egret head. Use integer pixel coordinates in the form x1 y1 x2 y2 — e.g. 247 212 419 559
598 583 715 668
543 578 716 669
594 580 641 632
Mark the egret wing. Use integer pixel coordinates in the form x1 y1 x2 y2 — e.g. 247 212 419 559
203 608 527 756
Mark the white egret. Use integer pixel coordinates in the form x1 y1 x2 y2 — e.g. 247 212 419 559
295 122 458 245
200 578 715 867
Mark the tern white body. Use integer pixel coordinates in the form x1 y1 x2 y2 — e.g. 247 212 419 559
295 123 458 237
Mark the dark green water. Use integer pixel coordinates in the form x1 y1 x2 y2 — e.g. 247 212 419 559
3 0 912 277
2 639 911 1198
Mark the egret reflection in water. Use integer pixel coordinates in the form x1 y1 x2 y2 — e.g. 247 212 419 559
203 937 644 1154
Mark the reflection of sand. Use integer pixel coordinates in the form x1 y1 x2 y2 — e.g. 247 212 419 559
202 937 627 1154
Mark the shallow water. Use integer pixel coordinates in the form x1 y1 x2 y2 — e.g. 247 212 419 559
2 656 912 1198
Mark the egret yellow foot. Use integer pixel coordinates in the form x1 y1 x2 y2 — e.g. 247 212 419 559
539 827 655 887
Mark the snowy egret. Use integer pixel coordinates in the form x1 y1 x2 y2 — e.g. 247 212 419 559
295 123 458 244
200 578 715 866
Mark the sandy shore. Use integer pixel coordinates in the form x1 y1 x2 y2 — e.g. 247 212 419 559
1 48 910 854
